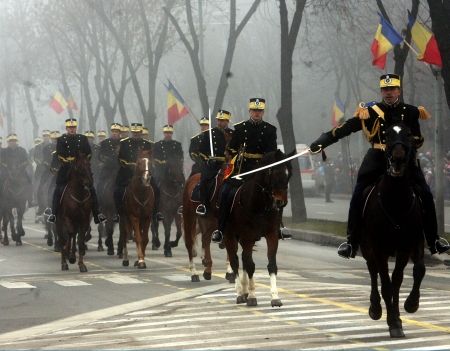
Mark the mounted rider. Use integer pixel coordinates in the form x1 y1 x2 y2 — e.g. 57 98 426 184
113 122 162 222
98 123 122 184
309 74 450 258
47 119 106 224
211 98 277 243
97 130 107 144
85 130 101 186
196 110 234 216
188 117 210 176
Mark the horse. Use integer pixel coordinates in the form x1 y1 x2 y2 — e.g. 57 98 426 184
118 150 154 268
39 170 59 249
1 162 32 246
224 150 292 307
360 123 425 338
56 154 93 272
97 172 118 255
182 168 235 283
151 157 184 257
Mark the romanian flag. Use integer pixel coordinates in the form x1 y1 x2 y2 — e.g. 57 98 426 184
67 97 79 111
166 80 189 125
408 14 442 67
331 98 345 127
371 14 403 69
49 91 68 114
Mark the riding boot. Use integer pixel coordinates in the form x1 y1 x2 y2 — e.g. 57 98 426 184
196 178 208 216
151 177 164 221
113 186 124 223
90 185 106 224
212 182 235 245
48 184 64 223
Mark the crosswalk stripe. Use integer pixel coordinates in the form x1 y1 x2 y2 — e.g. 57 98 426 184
54 280 92 287
100 275 145 284
0 282 36 289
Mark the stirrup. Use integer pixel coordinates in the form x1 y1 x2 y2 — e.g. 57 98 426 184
435 238 450 254
112 214 120 223
43 208 53 216
47 214 56 223
196 204 207 216
211 230 223 243
337 242 354 259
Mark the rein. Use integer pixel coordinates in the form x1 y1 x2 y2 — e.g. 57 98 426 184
376 191 416 231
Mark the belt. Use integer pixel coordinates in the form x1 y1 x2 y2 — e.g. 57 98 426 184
154 158 166 164
58 155 75 163
243 152 263 159
119 159 136 166
199 153 225 162
372 143 386 151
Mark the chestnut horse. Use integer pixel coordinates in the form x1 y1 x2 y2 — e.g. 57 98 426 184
118 150 154 269
56 154 93 272
360 123 425 338
224 150 292 307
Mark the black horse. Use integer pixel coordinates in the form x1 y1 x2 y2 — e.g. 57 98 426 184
360 123 425 338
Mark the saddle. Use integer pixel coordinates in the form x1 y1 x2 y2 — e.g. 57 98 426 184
190 173 221 203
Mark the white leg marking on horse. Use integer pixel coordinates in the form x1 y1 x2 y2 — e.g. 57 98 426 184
189 259 198 275
138 258 145 263
241 271 249 295
248 275 256 299
270 273 279 300
235 273 242 297
226 260 233 274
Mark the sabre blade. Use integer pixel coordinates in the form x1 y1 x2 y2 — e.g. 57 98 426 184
208 108 214 158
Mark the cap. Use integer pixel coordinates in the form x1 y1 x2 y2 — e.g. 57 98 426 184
65 118 78 127
121 125 130 133
142 127 149 135
110 123 122 131
42 130 51 137
50 131 61 139
380 74 401 88
199 117 210 125
97 130 107 137
130 123 143 132
162 124 174 133
34 137 43 145
84 131 95 138
6 133 18 142
216 110 231 121
248 98 266 110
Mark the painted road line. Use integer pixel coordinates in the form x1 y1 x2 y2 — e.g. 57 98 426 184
100 275 145 285
54 280 92 287
0 281 36 289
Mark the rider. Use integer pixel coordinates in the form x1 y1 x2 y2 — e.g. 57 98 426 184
142 127 150 141
309 74 450 258
98 123 122 180
113 122 162 222
47 119 106 224
97 130 107 144
196 110 234 216
211 98 277 243
120 125 130 139
1 134 33 207
188 117 210 176
85 131 101 186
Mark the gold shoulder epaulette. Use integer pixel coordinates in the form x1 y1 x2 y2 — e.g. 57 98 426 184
418 106 431 120
354 102 370 120
120 137 129 142
233 120 245 127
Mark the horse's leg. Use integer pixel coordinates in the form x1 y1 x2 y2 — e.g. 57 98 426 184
78 228 88 273
184 206 199 282
367 259 382 320
388 253 409 338
405 248 425 313
133 218 146 269
200 222 213 281
266 232 282 307
9 211 17 243
60 233 69 271
242 241 257 306
141 218 151 265
170 212 182 248
17 205 25 237
69 235 77 264
151 216 160 250
119 218 129 266
163 215 173 257
1 212 9 246
97 222 104 252
46 221 53 247
105 220 115 256
225 256 235 283
226 234 243 304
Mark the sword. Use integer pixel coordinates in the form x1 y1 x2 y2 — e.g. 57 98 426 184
233 148 311 180
208 108 214 158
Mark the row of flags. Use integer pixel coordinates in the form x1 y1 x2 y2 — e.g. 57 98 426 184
49 92 78 114
371 12 442 69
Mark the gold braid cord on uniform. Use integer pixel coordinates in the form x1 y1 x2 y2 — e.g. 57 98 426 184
354 103 370 120
361 119 381 142
418 106 431 120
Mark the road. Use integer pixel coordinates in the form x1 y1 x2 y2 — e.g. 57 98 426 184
1 212 450 349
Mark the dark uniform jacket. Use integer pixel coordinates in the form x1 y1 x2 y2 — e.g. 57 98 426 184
1 146 29 171
115 137 153 187
227 119 277 174
189 133 203 175
55 134 91 185
199 127 233 161
319 101 426 181
153 139 183 180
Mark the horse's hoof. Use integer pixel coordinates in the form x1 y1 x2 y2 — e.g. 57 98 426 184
19 230 25 237
164 249 172 257
137 262 146 269
225 272 235 283
44 234 49 239
118 253 123 259
97 245 104 252
54 245 61 253
191 275 200 282
79 264 88 273
169 240 178 248
61 263 69 271
122 260 129 267
152 239 161 249
134 260 139 267
389 327 405 338
271 299 283 307
69 256 76 264
203 271 212 280
236 295 247 304
16 240 22 246
247 297 257 307
152 244 159 251
404 294 420 313
47 237 53 247
369 304 382 320
107 248 114 256
218 242 225 250
1 240 9 246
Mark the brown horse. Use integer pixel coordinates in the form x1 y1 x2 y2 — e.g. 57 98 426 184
183 168 235 283
360 124 425 338
118 150 154 269
56 154 93 272
225 150 292 307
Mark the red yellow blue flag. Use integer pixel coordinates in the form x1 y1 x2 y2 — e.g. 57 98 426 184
166 80 189 125
371 14 403 69
331 97 345 127
408 14 442 67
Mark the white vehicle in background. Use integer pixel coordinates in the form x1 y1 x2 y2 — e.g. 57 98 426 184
277 143 322 195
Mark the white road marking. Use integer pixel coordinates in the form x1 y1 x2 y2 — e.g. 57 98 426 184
0 282 36 289
316 211 335 215
100 275 144 285
54 280 92 287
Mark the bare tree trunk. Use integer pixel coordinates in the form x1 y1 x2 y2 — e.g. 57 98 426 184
24 85 38 139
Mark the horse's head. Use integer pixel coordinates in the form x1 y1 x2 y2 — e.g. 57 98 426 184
135 149 152 187
258 149 292 209
385 124 413 177
165 157 185 186
70 153 93 187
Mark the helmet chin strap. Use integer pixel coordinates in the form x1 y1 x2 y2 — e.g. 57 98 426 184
383 97 400 107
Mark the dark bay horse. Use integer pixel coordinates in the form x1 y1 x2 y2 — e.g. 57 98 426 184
224 150 292 307
98 172 118 255
152 157 184 257
360 123 425 338
118 150 154 268
56 154 93 272
1 162 31 246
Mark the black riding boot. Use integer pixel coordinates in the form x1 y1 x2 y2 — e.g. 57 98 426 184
48 184 64 223
196 178 208 216
212 182 236 244
113 186 125 222
151 178 164 221
90 186 106 224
